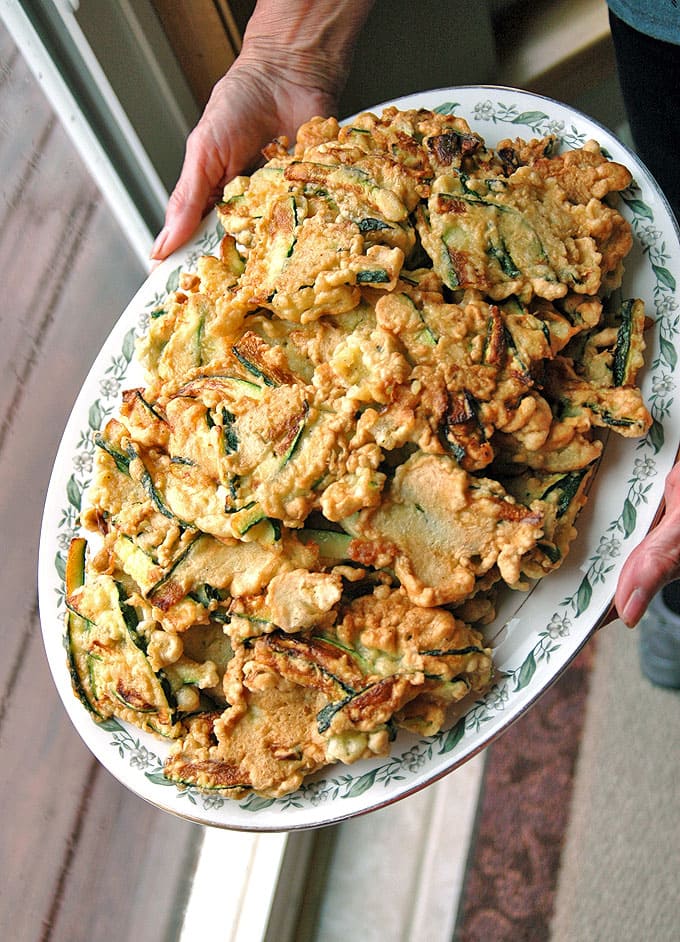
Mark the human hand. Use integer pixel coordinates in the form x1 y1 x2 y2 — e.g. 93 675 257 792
149 59 334 261
615 460 680 626
150 0 375 261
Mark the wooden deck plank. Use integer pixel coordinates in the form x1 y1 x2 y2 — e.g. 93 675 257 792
0 127 101 436
0 625 100 940
0 193 100 451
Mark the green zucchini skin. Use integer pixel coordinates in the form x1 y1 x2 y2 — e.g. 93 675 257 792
356 268 390 284
65 538 104 719
126 441 191 528
298 528 353 563
539 467 592 519
280 401 310 466
175 374 264 401
357 217 392 233
93 433 131 475
146 534 204 608
231 344 278 386
221 407 238 455
230 501 266 536
612 298 646 387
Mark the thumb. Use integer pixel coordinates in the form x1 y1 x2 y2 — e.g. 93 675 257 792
150 171 212 262
150 127 228 261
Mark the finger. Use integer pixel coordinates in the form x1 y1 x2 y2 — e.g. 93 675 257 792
150 175 211 261
615 461 680 626
150 127 227 260
616 510 680 626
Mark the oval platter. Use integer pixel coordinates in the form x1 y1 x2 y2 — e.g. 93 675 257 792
38 85 680 830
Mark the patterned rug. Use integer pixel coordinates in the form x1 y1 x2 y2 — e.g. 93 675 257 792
454 638 597 941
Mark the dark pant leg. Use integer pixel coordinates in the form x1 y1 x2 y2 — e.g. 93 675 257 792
609 10 680 218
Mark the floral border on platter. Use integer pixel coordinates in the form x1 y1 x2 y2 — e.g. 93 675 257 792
50 96 678 816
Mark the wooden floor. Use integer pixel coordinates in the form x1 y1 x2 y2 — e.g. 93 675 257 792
0 22 202 942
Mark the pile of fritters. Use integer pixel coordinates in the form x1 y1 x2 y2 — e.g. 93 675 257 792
65 106 651 798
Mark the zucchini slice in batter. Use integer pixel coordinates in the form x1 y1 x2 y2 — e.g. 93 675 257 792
66 550 179 736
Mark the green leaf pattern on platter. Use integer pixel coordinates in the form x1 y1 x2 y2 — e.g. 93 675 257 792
438 716 466 754
50 98 679 814
433 101 461 115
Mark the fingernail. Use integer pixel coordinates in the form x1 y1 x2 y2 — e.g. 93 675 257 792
150 226 170 260
621 588 647 627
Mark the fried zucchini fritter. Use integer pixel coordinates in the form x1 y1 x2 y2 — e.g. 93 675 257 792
346 453 544 605
164 587 492 797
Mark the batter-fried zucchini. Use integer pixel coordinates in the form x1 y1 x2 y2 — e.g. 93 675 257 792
66 553 179 736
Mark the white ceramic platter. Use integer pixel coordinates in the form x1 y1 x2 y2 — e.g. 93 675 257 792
39 86 680 830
